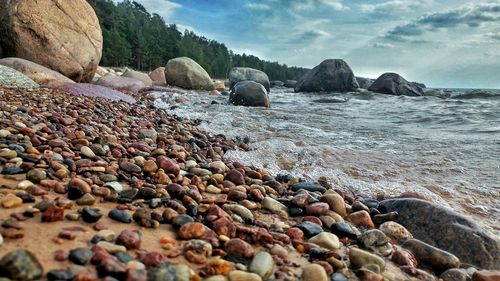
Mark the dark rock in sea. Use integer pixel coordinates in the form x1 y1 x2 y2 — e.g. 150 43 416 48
294 221 324 238
108 209 132 224
412 82 426 89
403 239 460 271
0 249 43 281
294 59 359 92
291 182 326 193
81 207 103 223
229 81 270 108
229 67 271 93
368 73 424 96
330 222 359 239
68 248 93 265
380 198 500 269
284 80 297 88
271 80 284 87
356 77 375 89
46 82 136 104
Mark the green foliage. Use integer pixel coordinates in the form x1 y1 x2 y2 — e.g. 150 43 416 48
88 0 309 80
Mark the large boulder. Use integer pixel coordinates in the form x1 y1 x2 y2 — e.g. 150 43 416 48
122 69 153 87
229 67 270 93
295 59 359 92
0 65 39 89
0 0 103 82
380 198 500 269
149 67 166 85
95 75 146 93
368 73 424 96
229 81 270 108
0 57 74 85
356 77 375 89
284 80 297 88
165 57 214 90
47 82 135 104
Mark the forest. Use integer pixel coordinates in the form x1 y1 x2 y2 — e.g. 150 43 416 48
87 0 309 81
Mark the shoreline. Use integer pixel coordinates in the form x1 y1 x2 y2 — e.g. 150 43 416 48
0 86 499 280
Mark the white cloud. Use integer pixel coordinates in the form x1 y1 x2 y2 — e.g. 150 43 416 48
292 0 348 11
320 0 349 11
361 0 433 14
114 0 182 20
246 2 271 10
371 42 396 48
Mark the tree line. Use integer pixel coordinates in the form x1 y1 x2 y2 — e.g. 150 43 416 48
87 0 309 81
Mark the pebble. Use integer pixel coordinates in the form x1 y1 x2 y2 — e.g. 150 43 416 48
345 211 375 229
262 197 288 213
148 264 192 281
308 232 341 250
291 182 326 193
143 160 158 173
108 209 132 223
96 241 127 254
349 247 386 270
440 268 470 281
330 222 360 239
67 178 91 200
323 193 347 217
402 239 460 271
472 270 500 281
183 239 212 264
80 146 95 158
331 273 349 281
120 161 142 173
223 204 254 222
302 264 328 281
26 168 46 183
0 149 17 159
46 269 75 281
97 229 116 242
17 180 34 190
172 214 195 228
0 249 43 281
248 251 274 278
1 194 23 208
190 167 212 176
76 193 96 205
360 229 392 256
0 129 11 138
81 207 103 223
294 221 324 238
0 234 3 245
178 222 206 239
356 268 384 281
116 229 142 249
68 248 93 265
305 202 330 216
379 221 413 243
228 270 262 281
224 238 255 259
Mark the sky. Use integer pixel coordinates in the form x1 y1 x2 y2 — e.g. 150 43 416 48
121 0 500 88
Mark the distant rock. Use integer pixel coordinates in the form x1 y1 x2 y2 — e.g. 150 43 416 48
122 69 153 87
368 73 424 96
149 67 166 85
0 65 39 89
356 77 375 89
0 0 103 82
412 82 427 89
165 57 214 90
271 80 284 88
295 59 359 92
380 198 500 269
229 67 270 93
284 80 297 88
95 75 146 93
0 57 74 85
47 82 136 104
229 81 270 107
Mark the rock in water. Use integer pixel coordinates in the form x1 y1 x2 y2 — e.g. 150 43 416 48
121 69 153 86
0 0 103 82
271 80 284 88
294 59 359 92
0 57 74 85
95 75 146 93
165 57 214 90
0 249 43 281
229 81 270 107
0 65 39 89
229 67 271 92
356 77 375 89
368 73 424 96
380 198 500 269
284 80 297 88
402 239 460 271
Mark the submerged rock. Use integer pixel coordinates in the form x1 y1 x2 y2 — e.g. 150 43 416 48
229 81 270 107
295 59 359 92
229 67 270 93
368 73 424 96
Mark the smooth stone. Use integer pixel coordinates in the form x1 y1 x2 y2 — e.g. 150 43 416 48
440 268 470 281
228 270 262 281
172 214 195 229
323 193 347 217
46 269 75 281
104 182 124 193
330 222 360 239
331 272 349 281
118 189 138 201
68 248 93 265
349 247 386 270
108 209 132 223
81 207 102 223
292 182 326 193
120 162 142 173
289 207 304 217
294 221 324 238
262 197 288 213
147 264 193 281
224 238 255 259
97 230 116 242
0 130 11 138
96 241 127 253
309 232 341 250
360 229 392 256
80 146 95 158
402 239 460 271
0 149 17 159
248 251 274 278
472 270 500 281
0 249 43 281
76 193 96 206
26 168 46 183
1 194 23 208
116 229 142 250
379 221 413 243
99 174 117 182
138 129 157 142
190 167 212 176
223 204 254 222
302 264 328 281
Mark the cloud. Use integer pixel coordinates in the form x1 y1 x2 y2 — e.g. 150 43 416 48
116 0 182 19
292 0 348 11
320 0 349 11
371 42 396 48
289 30 330 44
486 31 500 40
361 0 432 14
246 2 271 10
385 2 500 41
